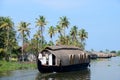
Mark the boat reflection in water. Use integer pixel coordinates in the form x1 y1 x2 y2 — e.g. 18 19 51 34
35 69 90 80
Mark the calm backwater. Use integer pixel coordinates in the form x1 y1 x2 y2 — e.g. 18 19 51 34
0 57 120 80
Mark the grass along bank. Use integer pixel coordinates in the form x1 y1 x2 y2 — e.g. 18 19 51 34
0 61 37 72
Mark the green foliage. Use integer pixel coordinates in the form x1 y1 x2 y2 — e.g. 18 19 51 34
0 15 89 59
0 16 18 60
117 50 120 56
110 50 116 53
0 61 37 72
100 50 103 52
0 48 5 60
48 26 55 41
17 21 30 62
35 16 47 49
48 41 54 46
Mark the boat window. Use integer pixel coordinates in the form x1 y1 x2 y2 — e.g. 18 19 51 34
69 55 75 64
81 54 83 63
72 55 75 64
69 55 72 64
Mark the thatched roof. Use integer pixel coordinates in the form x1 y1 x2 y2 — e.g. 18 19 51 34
42 45 84 57
45 45 83 51
41 45 87 65
91 52 112 57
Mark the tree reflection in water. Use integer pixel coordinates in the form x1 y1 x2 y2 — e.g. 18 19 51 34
35 69 90 80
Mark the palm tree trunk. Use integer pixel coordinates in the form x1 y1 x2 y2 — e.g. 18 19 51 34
51 37 53 45
6 28 10 61
64 28 66 44
37 38 39 53
40 27 43 49
8 28 11 61
81 39 85 50
22 32 24 62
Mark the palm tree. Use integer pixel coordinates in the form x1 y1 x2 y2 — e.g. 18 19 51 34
78 28 88 50
33 30 41 53
58 16 70 37
55 25 64 45
35 16 47 49
56 36 63 45
56 25 63 37
58 16 70 45
65 35 71 45
18 21 30 62
48 26 55 43
0 17 14 60
70 26 78 45
48 41 54 46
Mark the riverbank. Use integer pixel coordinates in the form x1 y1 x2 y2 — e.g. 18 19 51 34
0 61 37 72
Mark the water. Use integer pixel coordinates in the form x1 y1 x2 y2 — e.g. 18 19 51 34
0 57 120 80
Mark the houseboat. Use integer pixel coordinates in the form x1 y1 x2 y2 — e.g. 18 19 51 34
96 52 112 58
37 45 90 73
86 51 97 59
89 53 98 59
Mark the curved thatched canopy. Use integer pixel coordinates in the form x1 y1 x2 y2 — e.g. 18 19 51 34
40 45 90 66
42 45 83 58
92 52 112 58
45 45 83 51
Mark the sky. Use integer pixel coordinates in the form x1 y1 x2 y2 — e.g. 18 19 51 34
0 0 120 51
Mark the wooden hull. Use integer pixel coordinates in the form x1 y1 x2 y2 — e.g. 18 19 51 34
97 56 111 58
37 60 90 73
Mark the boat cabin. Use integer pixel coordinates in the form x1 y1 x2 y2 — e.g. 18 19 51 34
38 45 90 66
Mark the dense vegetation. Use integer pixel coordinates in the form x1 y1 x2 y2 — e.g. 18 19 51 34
0 16 88 61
